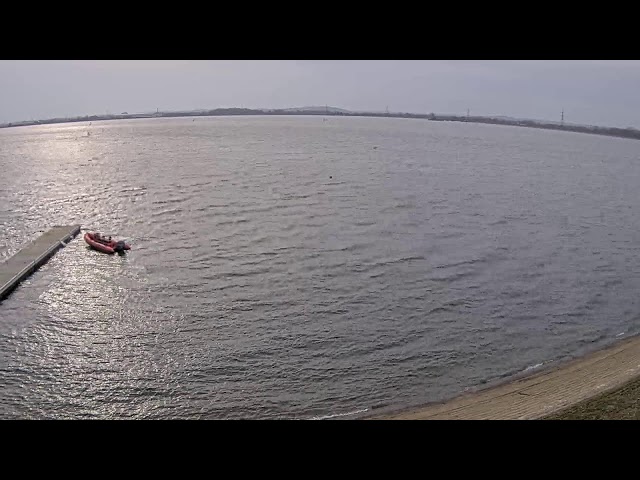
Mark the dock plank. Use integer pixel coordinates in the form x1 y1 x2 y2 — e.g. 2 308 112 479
0 225 81 301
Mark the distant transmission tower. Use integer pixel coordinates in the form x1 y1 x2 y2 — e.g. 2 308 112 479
561 109 564 126
386 106 389 115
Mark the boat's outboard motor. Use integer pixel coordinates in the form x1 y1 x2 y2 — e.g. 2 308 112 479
114 240 126 253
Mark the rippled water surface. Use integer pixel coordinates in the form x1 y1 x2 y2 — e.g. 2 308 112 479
2 116 640 419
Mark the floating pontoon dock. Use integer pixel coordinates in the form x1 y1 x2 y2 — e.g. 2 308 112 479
0 225 81 302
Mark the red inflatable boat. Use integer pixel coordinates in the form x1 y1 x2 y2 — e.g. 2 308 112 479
84 232 131 254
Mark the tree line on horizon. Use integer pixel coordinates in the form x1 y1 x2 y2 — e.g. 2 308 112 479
2 107 640 141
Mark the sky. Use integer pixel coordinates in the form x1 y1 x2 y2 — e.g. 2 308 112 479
1 60 640 128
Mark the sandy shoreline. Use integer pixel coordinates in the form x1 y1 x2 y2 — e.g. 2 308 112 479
368 333 640 420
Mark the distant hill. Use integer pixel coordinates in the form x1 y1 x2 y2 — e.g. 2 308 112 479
281 106 351 113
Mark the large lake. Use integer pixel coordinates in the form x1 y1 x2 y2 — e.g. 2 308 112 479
1 115 639 419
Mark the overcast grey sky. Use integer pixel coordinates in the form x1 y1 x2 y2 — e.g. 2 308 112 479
1 60 639 127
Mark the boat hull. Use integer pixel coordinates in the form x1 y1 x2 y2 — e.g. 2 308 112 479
84 233 130 254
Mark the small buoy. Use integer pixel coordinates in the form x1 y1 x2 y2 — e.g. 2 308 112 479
329 176 332 179
373 146 378 150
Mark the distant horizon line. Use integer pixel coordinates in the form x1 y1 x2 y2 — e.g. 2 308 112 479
0 105 616 128
1 106 639 141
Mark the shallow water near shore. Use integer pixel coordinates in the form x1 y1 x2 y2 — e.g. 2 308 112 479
1 115 640 419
